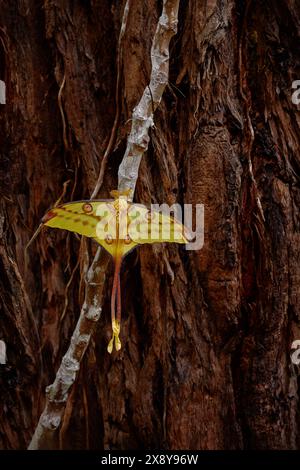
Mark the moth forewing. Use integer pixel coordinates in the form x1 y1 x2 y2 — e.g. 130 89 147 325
172 218 188 242
43 206 97 239
149 210 161 242
155 211 189 244
149 203 183 243
128 204 149 243
95 202 117 241
156 213 182 242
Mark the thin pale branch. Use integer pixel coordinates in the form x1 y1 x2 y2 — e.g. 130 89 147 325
28 248 110 449
28 0 180 450
118 0 180 198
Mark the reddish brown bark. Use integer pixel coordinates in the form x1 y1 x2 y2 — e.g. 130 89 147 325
1 0 300 450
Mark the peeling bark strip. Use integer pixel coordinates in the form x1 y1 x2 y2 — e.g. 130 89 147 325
28 0 180 450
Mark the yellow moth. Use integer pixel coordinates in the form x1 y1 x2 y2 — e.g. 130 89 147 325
42 190 191 353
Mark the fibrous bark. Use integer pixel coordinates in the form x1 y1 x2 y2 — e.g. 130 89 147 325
1 0 300 451
28 0 180 450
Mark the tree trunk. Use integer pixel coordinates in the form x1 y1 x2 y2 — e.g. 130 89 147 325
1 0 300 450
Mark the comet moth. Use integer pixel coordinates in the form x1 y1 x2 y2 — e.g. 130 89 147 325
42 190 191 353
